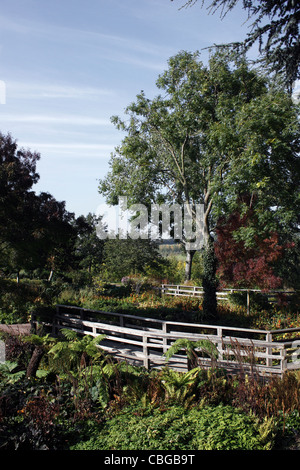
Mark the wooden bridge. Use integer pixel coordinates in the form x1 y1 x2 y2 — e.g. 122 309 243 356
32 304 300 377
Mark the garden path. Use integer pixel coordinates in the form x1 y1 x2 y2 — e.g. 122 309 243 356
0 323 31 336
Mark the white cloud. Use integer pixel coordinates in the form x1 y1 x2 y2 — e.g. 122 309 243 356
0 14 173 70
19 142 114 157
7 81 115 100
1 113 111 126
23 142 112 150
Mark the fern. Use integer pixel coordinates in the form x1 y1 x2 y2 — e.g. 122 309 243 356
161 368 199 405
164 338 218 369
60 328 78 341
47 332 106 373
0 360 26 384
258 417 276 450
23 333 56 348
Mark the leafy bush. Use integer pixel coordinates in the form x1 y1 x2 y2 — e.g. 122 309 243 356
2 333 34 370
277 410 300 436
70 403 275 450
0 278 66 323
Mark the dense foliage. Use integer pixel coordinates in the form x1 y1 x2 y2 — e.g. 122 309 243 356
214 196 300 290
70 403 274 450
1 283 300 450
0 324 300 450
0 133 75 279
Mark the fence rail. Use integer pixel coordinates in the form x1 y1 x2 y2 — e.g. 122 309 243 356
161 284 298 314
32 305 300 377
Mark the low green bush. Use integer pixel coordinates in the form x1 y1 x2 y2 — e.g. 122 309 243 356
70 403 275 451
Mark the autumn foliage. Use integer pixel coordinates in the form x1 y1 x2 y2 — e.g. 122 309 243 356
215 207 288 290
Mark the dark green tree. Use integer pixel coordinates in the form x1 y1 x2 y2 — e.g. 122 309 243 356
0 132 40 269
73 213 105 274
0 132 75 279
172 0 300 92
102 238 167 281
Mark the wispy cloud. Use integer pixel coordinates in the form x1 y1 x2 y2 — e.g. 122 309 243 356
1 113 111 126
0 15 32 35
19 141 114 158
0 14 172 71
7 81 115 100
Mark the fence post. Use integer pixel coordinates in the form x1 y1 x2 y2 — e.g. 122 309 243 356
52 305 59 336
280 347 287 375
247 290 250 315
217 327 223 362
266 332 272 368
162 322 168 353
80 308 85 333
143 334 150 369
119 315 125 338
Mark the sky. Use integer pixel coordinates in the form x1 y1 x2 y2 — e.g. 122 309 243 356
0 0 267 218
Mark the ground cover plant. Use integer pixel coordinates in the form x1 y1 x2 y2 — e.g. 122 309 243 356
70 403 275 450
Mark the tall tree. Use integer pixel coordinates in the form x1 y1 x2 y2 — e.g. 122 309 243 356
0 132 75 278
0 133 39 246
5 191 74 278
73 213 105 274
102 237 166 281
172 0 300 92
99 51 300 317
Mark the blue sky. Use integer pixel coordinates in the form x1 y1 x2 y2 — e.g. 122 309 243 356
0 0 259 217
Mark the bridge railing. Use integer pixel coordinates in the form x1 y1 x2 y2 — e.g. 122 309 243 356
31 304 300 377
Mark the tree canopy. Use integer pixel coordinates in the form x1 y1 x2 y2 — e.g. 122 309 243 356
72 213 105 274
99 50 300 284
172 0 300 92
0 133 75 278
102 238 167 282
215 196 286 289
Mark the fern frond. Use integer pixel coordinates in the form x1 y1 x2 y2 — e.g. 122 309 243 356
61 329 78 341
164 338 218 362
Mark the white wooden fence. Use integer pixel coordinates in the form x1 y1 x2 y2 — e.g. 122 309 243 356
32 304 300 377
161 284 297 314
